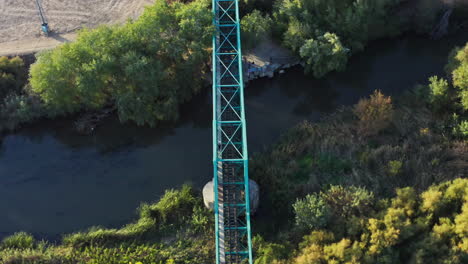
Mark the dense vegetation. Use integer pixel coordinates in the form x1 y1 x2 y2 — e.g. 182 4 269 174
246 42 468 263
271 179 468 263
251 41 468 222
29 0 212 126
0 0 213 133
2 42 467 263
0 56 47 132
0 0 461 131
1 0 467 263
0 185 214 263
0 57 26 100
2 180 466 264
241 10 273 50
273 0 459 77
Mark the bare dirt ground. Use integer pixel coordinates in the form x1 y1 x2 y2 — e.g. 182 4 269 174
0 0 153 56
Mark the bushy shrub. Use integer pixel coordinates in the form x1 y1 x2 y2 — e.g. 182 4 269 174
241 10 272 50
299 33 349 78
322 185 374 220
451 45 468 111
293 185 374 234
0 56 26 100
30 0 212 126
387 160 403 176
275 0 404 76
63 185 201 247
293 193 329 231
292 179 468 264
0 93 47 131
1 232 35 249
353 90 394 137
252 235 289 264
428 76 450 112
311 154 352 175
453 120 468 138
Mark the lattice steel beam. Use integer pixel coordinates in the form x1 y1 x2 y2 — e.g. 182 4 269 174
212 0 253 263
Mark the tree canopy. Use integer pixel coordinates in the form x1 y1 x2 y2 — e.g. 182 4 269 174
255 179 468 264
0 56 26 100
449 44 468 111
30 0 212 126
274 0 403 77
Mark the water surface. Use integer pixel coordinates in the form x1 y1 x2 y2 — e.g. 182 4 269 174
1 34 467 239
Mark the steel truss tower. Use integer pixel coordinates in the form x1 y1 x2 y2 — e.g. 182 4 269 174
212 0 253 263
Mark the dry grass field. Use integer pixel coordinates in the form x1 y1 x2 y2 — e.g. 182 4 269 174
0 0 152 54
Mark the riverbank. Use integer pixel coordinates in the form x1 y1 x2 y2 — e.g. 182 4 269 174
2 33 467 240
1 83 466 262
2 40 467 261
0 185 215 263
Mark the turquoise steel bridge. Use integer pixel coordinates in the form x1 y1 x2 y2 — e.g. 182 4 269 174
212 0 253 262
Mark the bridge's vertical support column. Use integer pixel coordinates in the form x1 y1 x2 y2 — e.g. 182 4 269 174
212 0 253 263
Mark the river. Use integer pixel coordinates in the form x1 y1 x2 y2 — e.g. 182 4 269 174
0 34 467 240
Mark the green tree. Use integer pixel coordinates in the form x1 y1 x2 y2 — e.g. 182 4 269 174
292 179 468 264
299 33 349 77
241 10 272 50
274 0 404 76
428 76 450 112
30 0 212 126
293 193 330 231
0 56 26 100
452 48 468 111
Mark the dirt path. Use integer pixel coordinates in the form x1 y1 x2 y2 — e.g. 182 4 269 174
0 33 77 56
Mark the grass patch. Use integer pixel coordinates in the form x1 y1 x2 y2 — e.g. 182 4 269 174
0 185 214 264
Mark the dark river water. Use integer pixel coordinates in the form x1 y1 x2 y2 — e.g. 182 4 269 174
1 34 467 240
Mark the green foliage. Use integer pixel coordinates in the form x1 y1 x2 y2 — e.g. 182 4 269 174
453 120 468 138
291 179 468 264
450 43 468 111
428 76 450 112
274 0 403 76
1 232 35 250
65 240 212 264
310 154 352 175
149 184 198 226
293 193 329 231
293 185 374 237
353 90 394 137
252 235 289 264
62 185 202 247
251 77 465 232
0 93 47 131
241 10 272 50
0 57 53 133
29 0 213 126
296 154 351 183
323 186 374 220
299 33 349 78
190 205 211 233
0 56 26 100
1 185 213 263
387 160 403 176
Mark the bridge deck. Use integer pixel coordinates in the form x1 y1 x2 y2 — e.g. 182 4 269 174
212 0 253 263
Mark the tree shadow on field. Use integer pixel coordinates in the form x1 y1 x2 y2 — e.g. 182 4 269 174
49 32 72 43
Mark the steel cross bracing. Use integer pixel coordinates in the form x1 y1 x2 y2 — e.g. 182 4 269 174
212 0 253 263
